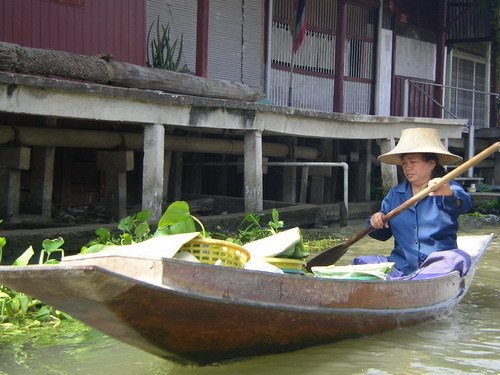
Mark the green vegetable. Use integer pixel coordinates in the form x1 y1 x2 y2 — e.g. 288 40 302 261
0 236 5 264
155 201 198 236
12 246 35 266
39 237 64 264
243 227 305 259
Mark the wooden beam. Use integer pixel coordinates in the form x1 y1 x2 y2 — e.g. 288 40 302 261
97 151 134 220
333 0 348 112
0 42 263 101
26 147 55 219
196 0 210 77
433 0 447 118
0 147 31 219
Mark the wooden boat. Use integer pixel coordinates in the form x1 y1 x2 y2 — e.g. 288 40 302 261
0 234 494 365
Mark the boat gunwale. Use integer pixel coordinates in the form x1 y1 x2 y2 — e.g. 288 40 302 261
0 260 466 313
0 234 493 314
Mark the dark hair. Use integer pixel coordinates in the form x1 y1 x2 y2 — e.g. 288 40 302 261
422 153 445 178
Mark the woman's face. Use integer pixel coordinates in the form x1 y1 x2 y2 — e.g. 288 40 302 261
400 153 436 186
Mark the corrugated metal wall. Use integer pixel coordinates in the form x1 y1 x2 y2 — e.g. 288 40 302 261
270 0 337 111
446 0 492 43
392 36 437 117
208 0 263 89
391 76 435 117
146 0 197 73
343 3 376 114
270 0 375 114
146 0 263 89
0 0 146 65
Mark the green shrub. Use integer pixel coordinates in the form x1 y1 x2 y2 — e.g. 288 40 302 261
146 15 187 72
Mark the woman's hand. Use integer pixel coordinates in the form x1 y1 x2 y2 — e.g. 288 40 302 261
428 178 453 197
370 211 388 229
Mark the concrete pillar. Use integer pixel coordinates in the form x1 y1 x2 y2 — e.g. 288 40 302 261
186 154 203 194
322 139 334 202
0 147 31 220
142 124 165 221
174 152 183 201
282 165 297 202
299 166 309 203
163 150 172 202
214 157 228 195
310 175 325 204
331 139 342 202
60 149 73 207
379 138 398 193
358 140 372 201
374 29 393 116
97 150 134 220
244 131 263 212
310 139 332 204
25 147 55 219
333 0 347 112
282 139 297 203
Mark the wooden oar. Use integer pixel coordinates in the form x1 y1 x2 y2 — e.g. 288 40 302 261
305 141 500 272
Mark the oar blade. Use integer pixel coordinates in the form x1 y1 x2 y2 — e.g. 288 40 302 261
304 243 349 272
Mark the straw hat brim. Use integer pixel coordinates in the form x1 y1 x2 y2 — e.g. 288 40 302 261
377 128 463 166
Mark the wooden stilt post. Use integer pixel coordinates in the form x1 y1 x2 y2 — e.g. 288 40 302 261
0 147 31 220
379 138 398 193
96 150 134 221
26 147 55 219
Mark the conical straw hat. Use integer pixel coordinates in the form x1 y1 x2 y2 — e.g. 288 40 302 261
378 128 462 165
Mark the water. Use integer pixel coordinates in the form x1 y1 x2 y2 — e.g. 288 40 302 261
0 216 499 375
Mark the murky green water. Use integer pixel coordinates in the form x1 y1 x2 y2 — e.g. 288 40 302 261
1 216 499 375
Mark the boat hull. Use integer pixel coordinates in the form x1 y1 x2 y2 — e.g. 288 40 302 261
0 234 493 365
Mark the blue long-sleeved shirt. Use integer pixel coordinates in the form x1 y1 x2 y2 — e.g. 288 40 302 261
367 180 472 275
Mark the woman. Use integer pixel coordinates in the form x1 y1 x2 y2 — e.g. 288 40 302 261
362 128 472 277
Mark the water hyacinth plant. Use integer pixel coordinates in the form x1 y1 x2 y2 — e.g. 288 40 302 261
0 234 71 328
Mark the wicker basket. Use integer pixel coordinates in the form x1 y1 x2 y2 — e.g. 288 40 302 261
179 238 250 268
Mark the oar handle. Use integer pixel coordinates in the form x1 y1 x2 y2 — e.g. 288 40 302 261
383 141 500 222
